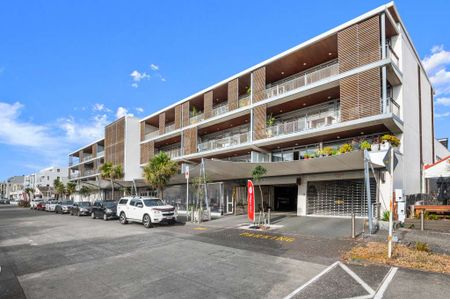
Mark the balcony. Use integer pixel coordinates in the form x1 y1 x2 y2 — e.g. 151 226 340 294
165 123 176 134
265 61 339 100
238 95 250 108
212 104 229 117
159 147 182 159
145 130 159 140
386 45 399 67
83 169 97 177
198 131 250 152
386 97 400 117
97 150 105 157
190 113 204 125
82 153 94 161
263 103 340 139
70 173 80 179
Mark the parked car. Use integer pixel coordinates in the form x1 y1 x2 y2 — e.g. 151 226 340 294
30 199 43 209
10 200 19 206
117 197 176 228
91 201 118 221
45 201 60 212
0 198 10 204
70 202 92 216
55 201 74 214
36 201 46 211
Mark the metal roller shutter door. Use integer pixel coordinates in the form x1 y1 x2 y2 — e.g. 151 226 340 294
306 179 376 216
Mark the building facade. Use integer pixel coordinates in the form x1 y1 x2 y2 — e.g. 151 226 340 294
68 3 446 218
24 166 68 199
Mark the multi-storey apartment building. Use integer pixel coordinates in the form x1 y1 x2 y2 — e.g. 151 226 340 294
137 2 439 217
68 2 448 218
5 176 25 200
68 116 141 201
24 166 68 199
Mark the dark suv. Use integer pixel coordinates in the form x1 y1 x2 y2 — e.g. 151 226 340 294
91 201 118 221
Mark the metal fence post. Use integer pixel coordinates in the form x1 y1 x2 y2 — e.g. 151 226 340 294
420 210 424 231
351 213 356 239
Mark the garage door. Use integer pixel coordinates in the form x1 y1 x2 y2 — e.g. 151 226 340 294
306 179 376 216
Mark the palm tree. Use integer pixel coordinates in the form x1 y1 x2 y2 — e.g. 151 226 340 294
66 182 76 200
99 162 124 200
24 187 34 202
78 186 92 200
53 178 65 200
143 152 179 200
252 165 267 222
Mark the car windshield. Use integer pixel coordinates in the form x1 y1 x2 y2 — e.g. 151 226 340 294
143 199 164 207
79 202 91 207
104 202 116 208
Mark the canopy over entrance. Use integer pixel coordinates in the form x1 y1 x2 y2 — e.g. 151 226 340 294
169 150 384 184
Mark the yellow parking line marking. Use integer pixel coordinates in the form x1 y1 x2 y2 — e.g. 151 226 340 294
193 227 208 231
239 232 295 243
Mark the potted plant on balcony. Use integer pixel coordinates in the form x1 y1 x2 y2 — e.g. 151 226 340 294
266 114 276 138
380 134 400 150
338 143 353 154
320 146 334 157
360 140 372 151
246 86 251 95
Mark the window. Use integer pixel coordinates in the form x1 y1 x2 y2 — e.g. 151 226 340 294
129 199 137 206
118 198 128 205
135 200 143 207
57 169 60 172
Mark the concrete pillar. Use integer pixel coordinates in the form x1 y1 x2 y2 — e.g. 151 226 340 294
297 177 307 216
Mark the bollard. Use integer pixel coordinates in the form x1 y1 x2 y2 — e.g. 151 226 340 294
420 210 424 231
351 213 356 239
268 208 271 226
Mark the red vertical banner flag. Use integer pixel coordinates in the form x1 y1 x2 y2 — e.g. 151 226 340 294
247 180 255 223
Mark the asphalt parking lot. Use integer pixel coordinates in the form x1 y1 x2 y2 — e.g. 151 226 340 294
1 206 449 299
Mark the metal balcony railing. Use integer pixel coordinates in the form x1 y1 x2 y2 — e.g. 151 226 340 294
159 148 182 159
198 131 250 152
145 130 159 140
386 45 399 67
190 113 204 125
83 169 97 177
212 104 229 117
238 95 250 108
386 97 400 117
262 104 341 139
70 173 80 178
97 150 105 157
264 62 339 100
165 123 176 134
82 154 94 161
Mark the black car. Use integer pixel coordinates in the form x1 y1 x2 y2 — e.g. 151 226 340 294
70 202 92 216
91 201 118 221
55 201 74 214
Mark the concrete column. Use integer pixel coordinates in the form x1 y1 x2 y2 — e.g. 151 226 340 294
297 177 307 216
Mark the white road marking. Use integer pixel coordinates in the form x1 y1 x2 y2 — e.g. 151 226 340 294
339 262 375 296
373 267 398 299
283 261 340 299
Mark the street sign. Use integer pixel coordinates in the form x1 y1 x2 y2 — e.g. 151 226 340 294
184 165 189 179
247 180 255 223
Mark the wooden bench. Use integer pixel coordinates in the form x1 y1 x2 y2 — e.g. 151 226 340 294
414 205 450 218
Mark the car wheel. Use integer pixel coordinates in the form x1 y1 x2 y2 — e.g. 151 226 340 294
103 214 108 221
119 212 128 224
91 212 96 219
143 214 153 228
169 219 176 225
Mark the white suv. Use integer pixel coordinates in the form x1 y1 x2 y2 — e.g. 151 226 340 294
116 197 176 228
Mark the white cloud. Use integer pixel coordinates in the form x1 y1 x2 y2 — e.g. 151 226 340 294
59 114 108 144
430 69 450 95
150 64 159 71
92 103 112 112
135 107 144 113
130 70 150 82
422 45 450 73
131 83 138 88
0 102 56 148
435 111 450 118
435 97 450 107
116 107 134 119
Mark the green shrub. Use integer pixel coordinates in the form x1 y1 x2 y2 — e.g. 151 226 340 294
381 134 400 147
320 146 334 156
339 143 353 154
415 242 430 252
360 140 371 151
382 210 390 221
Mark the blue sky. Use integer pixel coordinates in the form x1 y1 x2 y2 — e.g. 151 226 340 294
0 0 449 180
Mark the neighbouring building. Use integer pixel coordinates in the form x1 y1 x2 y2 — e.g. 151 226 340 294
68 116 141 202
68 2 448 219
5 176 25 200
24 166 69 199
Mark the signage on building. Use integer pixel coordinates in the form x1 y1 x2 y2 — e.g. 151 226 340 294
184 165 189 180
247 180 255 222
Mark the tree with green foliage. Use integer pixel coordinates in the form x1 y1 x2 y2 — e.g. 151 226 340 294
53 178 65 200
78 186 92 200
66 182 77 200
24 187 34 201
99 162 124 200
252 165 268 222
143 152 179 200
